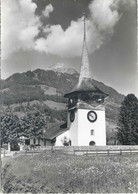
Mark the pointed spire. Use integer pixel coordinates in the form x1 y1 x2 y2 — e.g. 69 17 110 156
78 13 92 87
83 12 86 42
64 13 108 99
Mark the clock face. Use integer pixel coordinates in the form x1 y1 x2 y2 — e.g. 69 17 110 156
70 111 75 122
87 111 97 122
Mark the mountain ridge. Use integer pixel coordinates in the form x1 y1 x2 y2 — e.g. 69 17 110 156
1 68 124 103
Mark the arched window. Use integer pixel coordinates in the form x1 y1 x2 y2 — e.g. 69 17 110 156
89 141 96 146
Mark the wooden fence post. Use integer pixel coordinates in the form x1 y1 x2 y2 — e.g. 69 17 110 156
129 148 131 155
120 149 122 155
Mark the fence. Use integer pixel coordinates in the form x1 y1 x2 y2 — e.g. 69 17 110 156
73 148 138 156
1 145 138 157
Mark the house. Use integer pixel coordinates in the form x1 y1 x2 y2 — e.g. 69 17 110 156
18 122 69 149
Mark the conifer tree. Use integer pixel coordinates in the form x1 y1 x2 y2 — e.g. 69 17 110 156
117 94 138 145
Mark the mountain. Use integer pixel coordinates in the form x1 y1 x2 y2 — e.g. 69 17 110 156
1 68 124 101
0 68 125 143
48 63 78 75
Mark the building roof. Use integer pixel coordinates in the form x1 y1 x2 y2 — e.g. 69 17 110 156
44 122 69 140
64 15 108 99
64 77 108 98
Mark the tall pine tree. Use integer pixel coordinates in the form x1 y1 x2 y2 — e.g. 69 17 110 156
117 94 138 145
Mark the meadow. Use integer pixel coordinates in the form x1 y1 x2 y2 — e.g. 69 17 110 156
2 150 138 193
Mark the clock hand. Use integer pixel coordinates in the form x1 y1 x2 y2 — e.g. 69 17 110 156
90 114 94 119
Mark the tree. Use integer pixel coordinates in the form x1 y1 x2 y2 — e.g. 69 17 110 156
117 94 138 145
1 110 47 145
20 111 47 138
1 112 20 144
106 129 118 145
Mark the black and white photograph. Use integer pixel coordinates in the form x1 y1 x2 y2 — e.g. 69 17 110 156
1 0 138 193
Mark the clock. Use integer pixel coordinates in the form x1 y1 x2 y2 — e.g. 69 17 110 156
70 111 75 122
87 111 97 122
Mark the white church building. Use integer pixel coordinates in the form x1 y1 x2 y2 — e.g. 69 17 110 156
56 16 108 146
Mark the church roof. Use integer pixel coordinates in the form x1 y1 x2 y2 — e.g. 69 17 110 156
64 77 107 98
64 15 108 98
44 122 68 140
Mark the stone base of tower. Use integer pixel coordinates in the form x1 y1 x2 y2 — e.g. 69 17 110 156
68 108 106 146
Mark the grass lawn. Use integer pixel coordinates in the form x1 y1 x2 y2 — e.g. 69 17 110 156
2 150 138 193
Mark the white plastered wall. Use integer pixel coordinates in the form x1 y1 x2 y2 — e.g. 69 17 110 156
78 109 106 146
55 130 69 146
68 110 79 146
68 108 106 146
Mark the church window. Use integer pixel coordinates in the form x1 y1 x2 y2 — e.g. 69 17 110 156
90 129 94 135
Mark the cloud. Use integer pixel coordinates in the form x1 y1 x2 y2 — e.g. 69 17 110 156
1 0 40 59
89 0 119 33
2 0 136 59
114 0 136 10
42 4 54 17
87 0 120 52
35 0 121 57
35 19 84 57
40 0 135 57
88 0 136 50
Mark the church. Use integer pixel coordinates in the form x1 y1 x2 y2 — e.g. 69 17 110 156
56 16 108 146
17 15 108 149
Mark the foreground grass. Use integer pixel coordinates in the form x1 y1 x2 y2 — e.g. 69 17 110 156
2 150 138 193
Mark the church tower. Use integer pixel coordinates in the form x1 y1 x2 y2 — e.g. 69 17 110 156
64 15 108 146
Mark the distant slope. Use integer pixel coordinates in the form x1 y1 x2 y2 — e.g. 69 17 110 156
2 69 78 94
0 68 125 135
1 68 124 102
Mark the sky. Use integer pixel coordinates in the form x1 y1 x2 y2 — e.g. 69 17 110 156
1 0 137 97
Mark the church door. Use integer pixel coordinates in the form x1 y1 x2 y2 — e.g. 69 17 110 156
89 141 96 146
